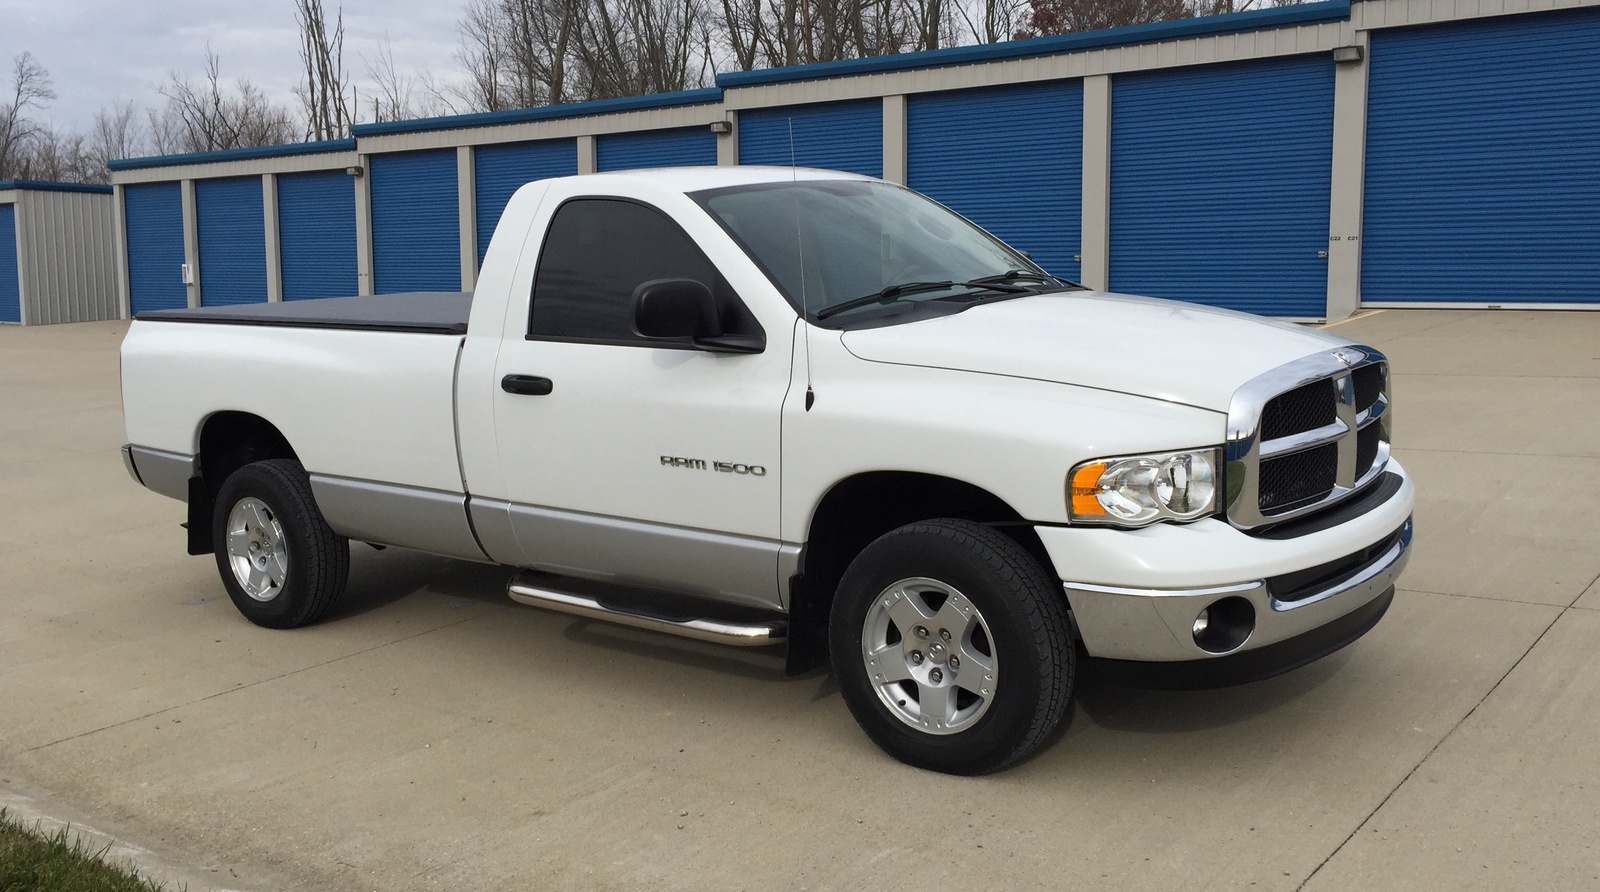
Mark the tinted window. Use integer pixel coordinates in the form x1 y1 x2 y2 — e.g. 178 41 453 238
530 199 722 343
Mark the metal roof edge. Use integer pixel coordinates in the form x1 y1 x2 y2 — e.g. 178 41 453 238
0 179 114 195
349 87 726 138
107 138 358 172
715 0 1353 88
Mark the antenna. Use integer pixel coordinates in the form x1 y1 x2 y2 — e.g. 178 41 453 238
789 118 814 411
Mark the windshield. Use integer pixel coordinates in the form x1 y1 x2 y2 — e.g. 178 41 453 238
691 180 1053 323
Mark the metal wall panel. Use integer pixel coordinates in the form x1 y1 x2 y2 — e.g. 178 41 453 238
370 149 460 293
1109 56 1334 316
596 127 717 171
0 204 17 323
196 176 268 306
907 81 1083 281
474 139 578 264
738 99 884 176
14 190 119 324
1363 8 1600 304
277 169 358 300
124 182 187 314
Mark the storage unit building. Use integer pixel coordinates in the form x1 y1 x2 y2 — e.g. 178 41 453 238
0 180 118 325
106 0 1600 322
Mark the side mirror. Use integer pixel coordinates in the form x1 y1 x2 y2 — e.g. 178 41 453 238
633 278 719 340
632 279 765 354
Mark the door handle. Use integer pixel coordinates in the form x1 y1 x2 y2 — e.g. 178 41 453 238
501 374 554 396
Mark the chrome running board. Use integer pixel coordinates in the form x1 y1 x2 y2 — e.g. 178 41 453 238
507 573 786 647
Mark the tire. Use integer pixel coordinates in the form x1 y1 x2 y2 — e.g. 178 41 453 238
829 519 1075 775
212 459 349 629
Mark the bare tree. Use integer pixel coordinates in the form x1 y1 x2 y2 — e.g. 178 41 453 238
953 0 1031 43
295 0 354 140
151 50 297 153
0 52 57 178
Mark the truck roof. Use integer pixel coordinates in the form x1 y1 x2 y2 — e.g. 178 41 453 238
583 165 876 192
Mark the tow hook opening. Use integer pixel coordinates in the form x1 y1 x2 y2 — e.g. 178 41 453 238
1193 596 1255 654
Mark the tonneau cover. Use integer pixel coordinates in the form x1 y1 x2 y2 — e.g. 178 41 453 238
136 292 472 335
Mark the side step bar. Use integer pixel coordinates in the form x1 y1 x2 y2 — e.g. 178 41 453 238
507 574 787 647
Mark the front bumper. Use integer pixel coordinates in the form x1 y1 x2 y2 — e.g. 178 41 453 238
1038 459 1414 666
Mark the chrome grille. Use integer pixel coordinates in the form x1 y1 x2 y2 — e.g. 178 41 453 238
1226 346 1391 530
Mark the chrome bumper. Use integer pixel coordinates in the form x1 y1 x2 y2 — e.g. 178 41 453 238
1066 517 1412 662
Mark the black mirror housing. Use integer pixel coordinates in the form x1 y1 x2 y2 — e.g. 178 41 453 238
633 278 720 340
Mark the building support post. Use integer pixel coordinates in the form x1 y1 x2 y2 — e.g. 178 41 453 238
1080 75 1112 292
354 155 374 295
1325 32 1371 322
577 136 597 175
111 184 130 318
458 146 477 291
180 179 200 308
263 174 282 302
715 112 739 167
882 95 907 185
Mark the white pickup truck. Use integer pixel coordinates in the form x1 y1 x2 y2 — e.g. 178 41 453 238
121 167 1412 774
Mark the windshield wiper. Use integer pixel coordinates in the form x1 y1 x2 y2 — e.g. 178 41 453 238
969 269 1068 287
815 278 1030 320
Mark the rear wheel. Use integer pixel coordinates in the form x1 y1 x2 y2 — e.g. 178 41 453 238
212 459 349 628
829 519 1074 774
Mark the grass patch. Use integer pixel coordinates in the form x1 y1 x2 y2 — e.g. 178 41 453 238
0 807 167 891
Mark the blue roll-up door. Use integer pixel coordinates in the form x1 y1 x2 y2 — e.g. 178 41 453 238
196 176 267 306
908 81 1083 281
474 139 578 264
0 203 18 323
371 149 459 294
1363 9 1600 305
124 182 187 314
278 169 357 301
738 100 883 177
1110 57 1334 316
596 128 716 171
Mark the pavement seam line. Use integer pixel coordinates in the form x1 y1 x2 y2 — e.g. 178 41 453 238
1294 604 1569 891
1334 311 1483 345
18 605 510 755
1405 587 1595 609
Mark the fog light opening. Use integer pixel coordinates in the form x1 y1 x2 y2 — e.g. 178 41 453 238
1192 596 1255 654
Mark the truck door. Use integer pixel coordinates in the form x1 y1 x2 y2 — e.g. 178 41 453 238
483 195 795 612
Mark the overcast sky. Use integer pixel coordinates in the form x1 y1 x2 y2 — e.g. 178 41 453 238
2 0 465 134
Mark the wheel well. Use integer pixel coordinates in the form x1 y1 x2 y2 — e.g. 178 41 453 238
787 472 1054 674
188 412 298 555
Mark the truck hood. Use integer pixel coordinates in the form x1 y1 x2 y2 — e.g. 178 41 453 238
838 291 1350 412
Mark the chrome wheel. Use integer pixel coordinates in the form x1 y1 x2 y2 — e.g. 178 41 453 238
861 577 998 735
225 496 289 602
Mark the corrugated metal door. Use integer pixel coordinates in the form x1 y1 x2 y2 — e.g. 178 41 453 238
596 128 716 171
1110 56 1334 316
908 81 1082 281
124 182 187 314
474 139 578 264
277 169 357 301
738 100 883 176
1363 9 1600 305
370 149 460 293
196 176 267 306
0 203 18 323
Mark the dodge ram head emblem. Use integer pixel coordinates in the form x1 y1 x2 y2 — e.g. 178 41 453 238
1334 349 1360 367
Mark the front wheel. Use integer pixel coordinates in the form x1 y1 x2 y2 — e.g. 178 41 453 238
212 459 349 629
829 519 1075 774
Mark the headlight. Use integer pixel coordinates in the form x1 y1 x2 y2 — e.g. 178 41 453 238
1068 449 1220 526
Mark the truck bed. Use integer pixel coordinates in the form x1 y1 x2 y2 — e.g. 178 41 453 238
137 292 471 335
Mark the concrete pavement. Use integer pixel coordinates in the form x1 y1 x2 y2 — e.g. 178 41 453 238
2 310 1597 890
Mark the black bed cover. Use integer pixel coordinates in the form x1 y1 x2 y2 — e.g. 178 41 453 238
136 292 472 335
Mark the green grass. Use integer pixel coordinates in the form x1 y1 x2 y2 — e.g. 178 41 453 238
0 808 167 892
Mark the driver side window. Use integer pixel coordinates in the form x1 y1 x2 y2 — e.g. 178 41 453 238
529 198 726 345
